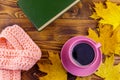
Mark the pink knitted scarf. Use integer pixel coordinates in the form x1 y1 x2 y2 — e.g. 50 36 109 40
0 25 41 80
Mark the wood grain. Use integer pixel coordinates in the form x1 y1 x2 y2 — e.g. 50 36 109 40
0 0 119 80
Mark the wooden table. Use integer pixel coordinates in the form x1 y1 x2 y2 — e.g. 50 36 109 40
0 0 120 80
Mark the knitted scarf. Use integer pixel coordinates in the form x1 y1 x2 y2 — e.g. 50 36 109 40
0 25 41 80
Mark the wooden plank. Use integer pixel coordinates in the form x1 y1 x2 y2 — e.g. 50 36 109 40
0 19 97 51
0 0 119 80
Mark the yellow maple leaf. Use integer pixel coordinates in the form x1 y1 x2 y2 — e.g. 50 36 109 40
91 1 120 30
37 51 67 80
113 27 120 54
95 55 120 80
88 24 120 55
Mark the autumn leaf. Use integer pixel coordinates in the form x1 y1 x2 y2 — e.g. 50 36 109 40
88 24 120 55
37 51 67 80
95 55 120 80
113 27 120 55
91 1 120 30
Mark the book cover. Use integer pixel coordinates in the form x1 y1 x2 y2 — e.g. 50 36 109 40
18 0 80 31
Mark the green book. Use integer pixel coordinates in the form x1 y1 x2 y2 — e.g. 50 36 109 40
18 0 80 31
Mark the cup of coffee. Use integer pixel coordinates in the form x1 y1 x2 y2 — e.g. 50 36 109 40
61 36 102 76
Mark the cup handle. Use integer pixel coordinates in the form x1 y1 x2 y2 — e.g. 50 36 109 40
96 43 101 48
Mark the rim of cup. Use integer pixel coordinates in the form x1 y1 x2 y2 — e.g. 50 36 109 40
68 37 100 68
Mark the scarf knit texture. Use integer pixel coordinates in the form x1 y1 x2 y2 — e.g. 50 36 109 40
0 25 41 80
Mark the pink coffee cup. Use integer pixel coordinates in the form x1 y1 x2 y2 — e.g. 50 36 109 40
61 36 102 76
